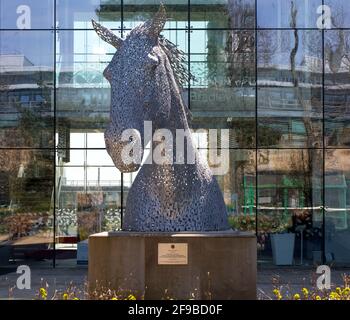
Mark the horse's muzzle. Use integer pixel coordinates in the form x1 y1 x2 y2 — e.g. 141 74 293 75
104 128 143 173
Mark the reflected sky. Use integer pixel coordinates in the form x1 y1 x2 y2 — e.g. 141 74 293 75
0 0 349 30
0 31 53 67
257 0 322 28
1 1 348 70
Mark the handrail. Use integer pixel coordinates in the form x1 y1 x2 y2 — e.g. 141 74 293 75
241 205 349 212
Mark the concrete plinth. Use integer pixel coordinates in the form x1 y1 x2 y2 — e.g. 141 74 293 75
88 230 256 300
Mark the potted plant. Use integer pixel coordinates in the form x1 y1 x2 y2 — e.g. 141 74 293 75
268 213 295 265
270 232 295 265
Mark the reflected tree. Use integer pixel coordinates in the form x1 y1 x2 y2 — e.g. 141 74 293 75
289 1 323 215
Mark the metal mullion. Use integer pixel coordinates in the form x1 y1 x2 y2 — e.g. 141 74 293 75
321 0 326 265
53 0 57 268
4 26 350 31
0 147 57 150
188 0 191 112
120 0 124 229
255 0 259 239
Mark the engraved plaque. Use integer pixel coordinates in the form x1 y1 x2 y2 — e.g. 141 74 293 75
158 243 188 265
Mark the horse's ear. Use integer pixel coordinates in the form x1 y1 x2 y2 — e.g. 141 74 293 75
145 3 167 37
91 19 123 49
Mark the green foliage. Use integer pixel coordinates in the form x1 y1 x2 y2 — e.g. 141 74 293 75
230 119 255 148
228 214 256 232
258 126 282 147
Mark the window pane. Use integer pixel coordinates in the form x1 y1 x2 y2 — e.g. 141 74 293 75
57 0 122 29
257 30 323 148
56 157 122 257
325 149 350 264
190 29 256 148
191 0 255 29
57 149 115 166
257 0 322 29
124 0 188 29
56 30 114 134
325 30 350 147
0 0 53 29
0 31 54 148
214 150 256 231
0 149 54 266
87 149 114 166
325 0 350 28
87 132 105 148
257 149 323 265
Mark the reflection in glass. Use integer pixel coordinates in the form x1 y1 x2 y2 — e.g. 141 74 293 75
257 149 323 264
55 146 123 258
56 30 114 135
325 0 350 28
0 31 54 148
214 150 256 232
190 0 255 29
0 0 53 29
325 30 350 147
57 0 122 29
123 0 187 29
190 29 256 148
0 150 53 266
258 30 323 148
257 0 321 29
325 149 350 264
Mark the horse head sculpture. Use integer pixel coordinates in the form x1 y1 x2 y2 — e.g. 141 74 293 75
92 4 230 231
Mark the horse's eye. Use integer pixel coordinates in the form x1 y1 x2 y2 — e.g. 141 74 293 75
147 52 159 65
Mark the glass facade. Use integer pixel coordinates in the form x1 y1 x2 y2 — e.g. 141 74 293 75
0 0 349 268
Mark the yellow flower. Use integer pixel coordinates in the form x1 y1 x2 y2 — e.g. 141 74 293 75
62 293 69 300
336 287 342 295
329 292 340 300
272 289 283 300
111 297 118 300
40 288 47 299
293 294 300 300
73 297 79 300
302 287 309 298
342 287 350 295
315 295 321 300
127 294 136 300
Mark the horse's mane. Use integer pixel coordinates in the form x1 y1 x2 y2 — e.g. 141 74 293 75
129 22 193 88
158 36 194 123
130 23 193 120
159 35 195 88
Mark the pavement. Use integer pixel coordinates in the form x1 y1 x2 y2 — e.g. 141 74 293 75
1 263 349 300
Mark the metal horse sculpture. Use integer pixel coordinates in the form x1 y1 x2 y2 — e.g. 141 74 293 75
92 5 230 231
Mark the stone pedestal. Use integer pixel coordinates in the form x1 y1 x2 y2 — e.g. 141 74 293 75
88 230 256 300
